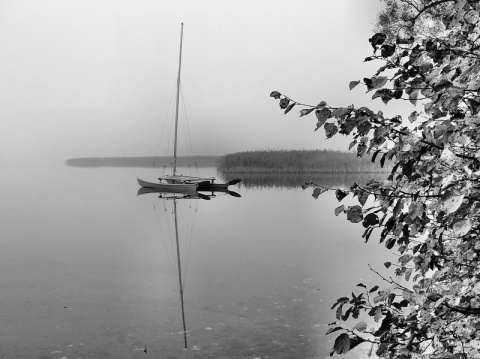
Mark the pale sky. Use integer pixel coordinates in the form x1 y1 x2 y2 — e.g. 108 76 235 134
0 0 412 163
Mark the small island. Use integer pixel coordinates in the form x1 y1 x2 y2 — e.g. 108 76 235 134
218 149 390 174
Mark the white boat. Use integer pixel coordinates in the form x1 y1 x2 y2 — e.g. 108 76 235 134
137 24 240 191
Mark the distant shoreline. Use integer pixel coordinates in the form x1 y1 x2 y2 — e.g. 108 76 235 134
66 150 392 173
65 156 220 168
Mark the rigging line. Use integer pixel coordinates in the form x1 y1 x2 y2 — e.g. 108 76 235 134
182 198 198 289
180 83 195 156
182 214 195 289
153 205 176 279
179 199 191 288
165 84 177 164
163 200 178 280
166 111 174 161
156 86 177 161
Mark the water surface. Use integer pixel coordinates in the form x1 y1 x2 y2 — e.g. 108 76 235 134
0 162 394 358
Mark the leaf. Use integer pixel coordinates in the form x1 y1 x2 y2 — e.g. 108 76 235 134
316 107 332 121
324 122 338 138
366 76 388 91
468 98 480 115
349 81 360 90
333 333 351 355
384 261 392 268
331 297 349 310
381 44 396 57
409 91 419 106
374 76 388 88
376 343 389 357
432 79 452 92
314 108 332 131
372 89 393 104
270 91 281 99
326 326 344 335
362 213 379 228
335 189 348 202
346 205 363 223
342 306 353 321
440 147 456 166
408 111 418 123
312 187 328 199
356 142 367 157
357 283 366 288
353 321 368 332
299 108 315 117
369 285 379 293
371 150 380 163
398 254 413 266
336 304 344 320
369 33 387 50
442 190 464 214
357 191 369 206
331 107 350 119
349 336 366 351
314 121 325 131
363 228 373 241
471 202 480 216
404 268 413 281
284 102 296 114
374 306 382 322
279 97 290 109
373 316 393 337
364 77 374 91
317 100 328 109
408 202 424 219
385 237 396 250
380 153 387 168
357 121 372 136
334 205 345 216
453 219 472 236
373 126 389 140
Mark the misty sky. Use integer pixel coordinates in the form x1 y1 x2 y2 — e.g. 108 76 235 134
1 0 414 164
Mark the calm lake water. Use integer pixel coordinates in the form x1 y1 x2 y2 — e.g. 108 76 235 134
1 161 394 358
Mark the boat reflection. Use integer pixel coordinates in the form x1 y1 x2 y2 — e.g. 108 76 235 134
137 187 240 349
137 186 241 199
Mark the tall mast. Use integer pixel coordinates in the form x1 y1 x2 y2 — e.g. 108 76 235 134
173 23 184 176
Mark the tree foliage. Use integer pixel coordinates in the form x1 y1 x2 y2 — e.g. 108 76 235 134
270 1 480 358
374 0 449 41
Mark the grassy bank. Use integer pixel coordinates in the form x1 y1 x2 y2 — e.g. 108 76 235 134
218 149 390 174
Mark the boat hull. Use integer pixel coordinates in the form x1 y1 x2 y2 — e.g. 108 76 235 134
197 182 228 191
137 178 198 193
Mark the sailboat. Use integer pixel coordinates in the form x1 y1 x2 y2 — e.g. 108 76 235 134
137 23 240 192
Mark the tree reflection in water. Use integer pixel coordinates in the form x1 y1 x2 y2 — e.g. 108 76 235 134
218 171 388 190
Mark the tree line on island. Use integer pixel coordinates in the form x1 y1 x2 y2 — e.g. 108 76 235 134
270 1 480 358
218 149 391 174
